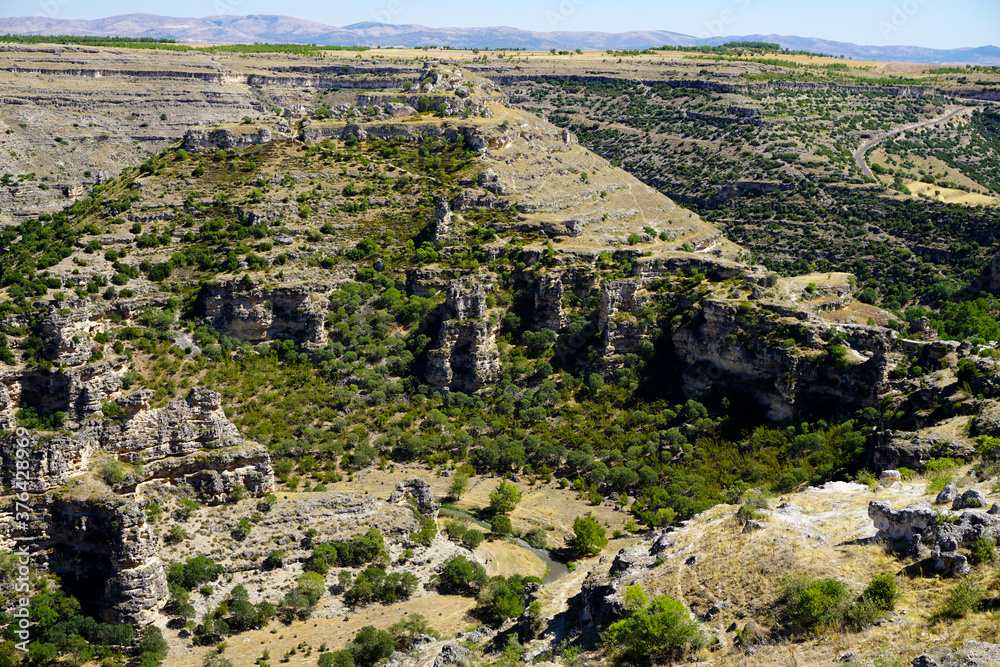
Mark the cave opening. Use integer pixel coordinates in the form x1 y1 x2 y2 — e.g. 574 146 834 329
49 546 113 617
15 373 71 426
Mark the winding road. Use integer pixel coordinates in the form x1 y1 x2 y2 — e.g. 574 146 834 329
853 106 971 180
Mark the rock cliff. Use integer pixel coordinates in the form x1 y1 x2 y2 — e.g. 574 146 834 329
425 276 501 391
202 278 328 345
0 385 272 626
672 297 893 420
181 127 272 152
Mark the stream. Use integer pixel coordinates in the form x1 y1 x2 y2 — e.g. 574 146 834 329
441 507 569 585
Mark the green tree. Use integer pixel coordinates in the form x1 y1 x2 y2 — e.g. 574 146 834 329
491 515 512 537
348 626 394 667
570 515 608 557
601 595 706 664
461 528 484 549
439 555 488 595
489 480 522 515
297 571 326 607
448 472 469 499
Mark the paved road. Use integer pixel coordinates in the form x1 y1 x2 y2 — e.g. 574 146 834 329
853 106 970 180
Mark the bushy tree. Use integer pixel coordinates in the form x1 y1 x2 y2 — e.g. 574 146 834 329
439 555 488 595
570 515 608 556
489 480 522 515
448 472 469 499
348 626 394 667
491 515 512 537
601 594 706 664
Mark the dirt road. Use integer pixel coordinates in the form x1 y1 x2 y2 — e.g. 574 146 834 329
853 106 970 179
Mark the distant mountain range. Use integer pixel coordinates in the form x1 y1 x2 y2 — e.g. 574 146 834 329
0 13 998 65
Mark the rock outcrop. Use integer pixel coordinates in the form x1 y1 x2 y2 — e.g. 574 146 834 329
953 489 988 510
431 199 455 241
425 276 500 391
0 434 91 493
936 483 959 505
98 387 241 464
596 280 651 366
37 494 167 626
874 433 976 471
869 500 1000 576
41 300 104 366
146 443 274 503
434 643 472 667
181 127 272 152
534 274 567 331
579 533 670 623
0 384 273 625
202 279 327 345
389 478 441 518
672 298 893 420
869 500 937 541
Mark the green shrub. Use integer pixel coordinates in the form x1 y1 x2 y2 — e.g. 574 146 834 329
476 574 541 627
969 536 996 565
263 550 284 569
164 526 189 545
347 626 394 667
408 517 437 545
387 613 440 651
936 578 984 620
925 457 959 494
444 521 467 541
780 577 852 633
861 574 901 611
601 594 706 664
491 515 512 536
168 555 223 590
735 488 768 524
233 518 252 541
97 459 129 486
523 528 548 549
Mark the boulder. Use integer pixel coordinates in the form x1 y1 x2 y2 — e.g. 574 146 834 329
389 479 440 517
953 489 987 510
880 469 902 485
868 501 936 541
936 482 959 505
434 643 471 667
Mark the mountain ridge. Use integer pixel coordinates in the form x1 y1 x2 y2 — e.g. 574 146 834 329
0 13 997 65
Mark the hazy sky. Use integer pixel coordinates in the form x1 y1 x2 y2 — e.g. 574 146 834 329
4 0 998 50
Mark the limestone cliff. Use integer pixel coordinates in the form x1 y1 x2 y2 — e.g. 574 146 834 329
45 494 168 625
181 127 272 152
202 278 328 345
534 274 567 331
596 280 652 367
425 275 501 391
0 386 272 626
672 297 893 420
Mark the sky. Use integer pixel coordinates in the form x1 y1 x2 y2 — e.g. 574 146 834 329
2 0 998 50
